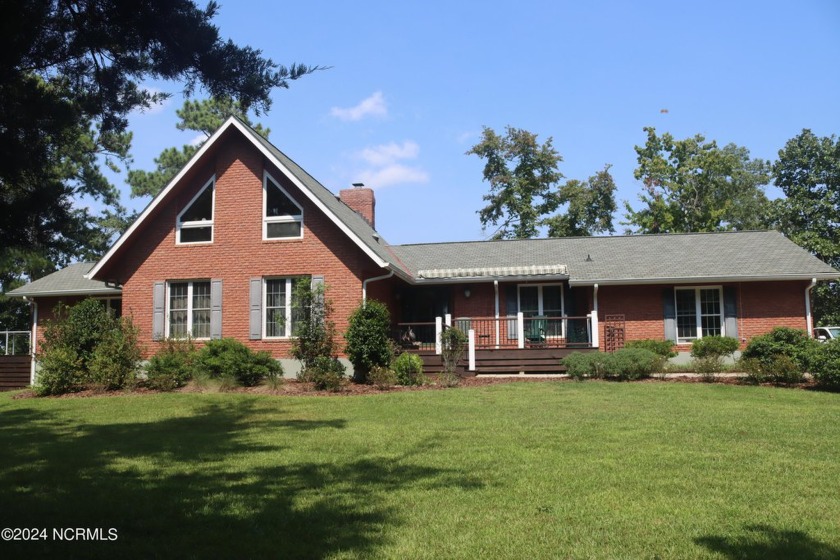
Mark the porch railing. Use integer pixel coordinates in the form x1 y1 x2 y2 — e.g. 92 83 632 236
394 312 600 370
0 331 31 356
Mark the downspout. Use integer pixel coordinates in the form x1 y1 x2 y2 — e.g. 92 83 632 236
362 270 394 303
805 278 817 337
593 283 599 313
24 297 38 386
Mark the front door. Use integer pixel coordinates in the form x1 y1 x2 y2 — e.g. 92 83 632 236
518 285 563 336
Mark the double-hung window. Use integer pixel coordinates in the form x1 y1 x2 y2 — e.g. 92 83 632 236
168 281 211 338
675 287 723 343
176 177 214 244
263 172 303 240
264 277 305 338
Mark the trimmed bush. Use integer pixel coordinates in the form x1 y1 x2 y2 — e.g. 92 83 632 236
810 339 840 390
145 338 198 391
88 320 142 390
308 356 347 391
741 327 820 372
345 300 393 383
194 338 282 387
625 339 677 358
690 336 739 359
562 348 659 381
392 352 425 386
35 346 82 396
368 365 397 389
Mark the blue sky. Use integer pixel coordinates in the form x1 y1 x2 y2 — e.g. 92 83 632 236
123 0 840 245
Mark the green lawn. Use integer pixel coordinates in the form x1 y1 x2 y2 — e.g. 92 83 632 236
1 382 839 559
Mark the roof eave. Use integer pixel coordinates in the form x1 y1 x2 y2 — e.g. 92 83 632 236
7 287 122 298
569 273 840 287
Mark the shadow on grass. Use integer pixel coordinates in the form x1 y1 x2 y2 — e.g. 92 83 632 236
696 524 840 560
0 399 483 559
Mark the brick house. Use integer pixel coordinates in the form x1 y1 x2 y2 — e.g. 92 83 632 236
9 117 839 379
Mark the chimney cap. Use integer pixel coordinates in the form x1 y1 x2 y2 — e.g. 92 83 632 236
351 182 365 188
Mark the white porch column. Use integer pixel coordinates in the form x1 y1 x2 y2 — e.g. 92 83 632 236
435 316 443 355
468 329 476 371
444 313 452 327
590 310 600 349
517 312 525 349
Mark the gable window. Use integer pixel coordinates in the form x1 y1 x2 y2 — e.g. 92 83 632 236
168 281 211 338
264 172 303 240
518 284 564 336
177 177 214 244
675 287 723 343
263 277 306 338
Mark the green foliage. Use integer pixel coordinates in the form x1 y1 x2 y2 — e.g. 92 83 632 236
625 339 677 358
741 327 819 372
345 300 393 383
145 338 199 391
808 340 840 390
35 299 141 395
468 126 564 239
562 348 660 381
194 338 281 387
392 352 425 386
543 165 617 237
623 127 772 233
128 98 271 198
308 356 347 392
690 336 740 359
773 130 840 325
440 327 468 376
740 355 803 386
368 366 397 389
290 278 338 371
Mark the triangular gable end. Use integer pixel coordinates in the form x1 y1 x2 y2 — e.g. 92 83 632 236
87 117 390 280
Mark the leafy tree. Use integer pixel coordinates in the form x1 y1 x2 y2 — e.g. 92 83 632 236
468 126 563 239
773 129 840 325
543 165 617 237
128 98 271 198
623 127 772 233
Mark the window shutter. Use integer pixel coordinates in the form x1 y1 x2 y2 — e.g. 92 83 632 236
564 285 575 316
505 284 518 339
311 275 325 322
663 287 676 342
249 278 262 340
152 282 165 341
210 279 223 339
723 286 738 340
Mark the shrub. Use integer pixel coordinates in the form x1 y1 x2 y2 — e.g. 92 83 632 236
290 278 338 371
392 352 425 386
810 339 840 390
741 327 819 373
35 299 141 395
368 365 397 389
345 300 393 383
625 339 677 358
690 336 740 359
145 338 198 391
308 356 347 391
194 338 281 387
441 327 467 374
562 349 658 381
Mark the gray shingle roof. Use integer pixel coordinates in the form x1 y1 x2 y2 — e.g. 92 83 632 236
7 262 122 297
391 231 838 285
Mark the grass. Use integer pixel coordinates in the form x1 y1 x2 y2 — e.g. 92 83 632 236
1 382 839 559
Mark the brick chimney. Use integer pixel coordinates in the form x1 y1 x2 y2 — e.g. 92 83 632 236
339 183 376 229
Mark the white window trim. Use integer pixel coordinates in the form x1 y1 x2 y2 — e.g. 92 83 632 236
675 286 725 343
93 296 122 316
176 176 215 245
263 277 296 339
517 283 565 337
263 170 304 241
166 280 211 339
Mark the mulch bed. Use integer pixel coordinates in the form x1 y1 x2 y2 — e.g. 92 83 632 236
9 374 822 400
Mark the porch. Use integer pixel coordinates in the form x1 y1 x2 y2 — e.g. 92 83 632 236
394 313 611 375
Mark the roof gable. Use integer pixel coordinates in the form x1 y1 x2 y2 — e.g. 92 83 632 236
88 117 398 280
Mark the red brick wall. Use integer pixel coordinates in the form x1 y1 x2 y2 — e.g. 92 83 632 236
597 281 809 351
96 130 385 358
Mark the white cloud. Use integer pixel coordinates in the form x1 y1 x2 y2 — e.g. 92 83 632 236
131 87 169 116
188 133 207 147
352 140 428 188
358 141 420 166
330 91 387 121
358 164 429 188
